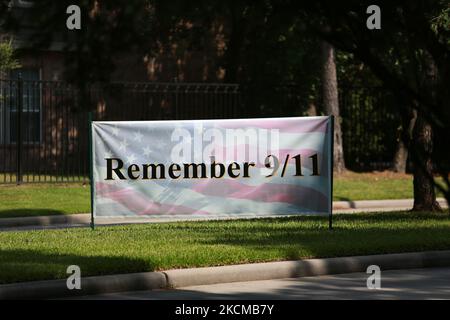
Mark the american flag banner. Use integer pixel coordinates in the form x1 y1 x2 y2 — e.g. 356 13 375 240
91 116 333 219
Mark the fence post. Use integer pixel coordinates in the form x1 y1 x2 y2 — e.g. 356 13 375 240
174 79 179 119
88 111 95 230
16 74 23 184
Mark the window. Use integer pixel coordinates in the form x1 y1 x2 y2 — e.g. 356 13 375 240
0 68 42 144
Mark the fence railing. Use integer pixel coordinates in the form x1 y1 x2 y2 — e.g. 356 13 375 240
339 86 400 171
0 79 400 183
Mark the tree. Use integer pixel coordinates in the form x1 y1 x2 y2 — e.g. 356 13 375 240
321 41 345 173
0 40 20 74
392 106 416 174
3 0 448 210
293 0 450 210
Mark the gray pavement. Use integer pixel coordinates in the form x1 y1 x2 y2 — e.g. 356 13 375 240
75 267 450 300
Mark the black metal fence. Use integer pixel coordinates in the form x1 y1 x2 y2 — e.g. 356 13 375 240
0 79 89 183
0 79 400 184
339 86 400 171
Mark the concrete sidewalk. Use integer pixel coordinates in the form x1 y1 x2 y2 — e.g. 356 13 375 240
1 250 450 299
77 267 450 300
0 198 447 230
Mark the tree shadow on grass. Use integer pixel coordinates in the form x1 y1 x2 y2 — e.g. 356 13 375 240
187 213 450 262
0 248 153 285
168 212 450 234
0 209 69 219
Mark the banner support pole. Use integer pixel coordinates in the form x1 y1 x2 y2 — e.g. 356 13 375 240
88 111 95 230
329 115 335 230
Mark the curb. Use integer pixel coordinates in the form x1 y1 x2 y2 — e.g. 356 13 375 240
0 198 447 229
164 250 450 288
1 250 450 299
0 271 167 300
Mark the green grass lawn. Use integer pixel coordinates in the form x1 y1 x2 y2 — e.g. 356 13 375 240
0 172 444 218
333 172 416 201
0 183 91 218
0 211 449 284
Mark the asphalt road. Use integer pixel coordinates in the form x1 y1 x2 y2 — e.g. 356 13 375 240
76 267 450 300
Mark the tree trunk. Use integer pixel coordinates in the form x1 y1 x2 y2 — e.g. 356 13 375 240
411 112 441 211
321 41 345 173
392 138 408 173
305 100 317 116
392 111 415 173
410 52 441 211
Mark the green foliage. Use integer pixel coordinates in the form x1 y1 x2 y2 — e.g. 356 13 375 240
293 0 450 201
0 40 20 73
431 2 450 46
336 52 381 87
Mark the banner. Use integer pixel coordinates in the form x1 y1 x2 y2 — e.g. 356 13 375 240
91 116 333 218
